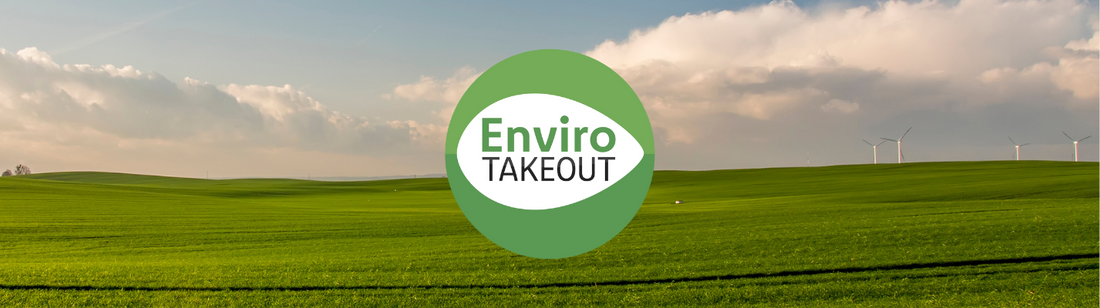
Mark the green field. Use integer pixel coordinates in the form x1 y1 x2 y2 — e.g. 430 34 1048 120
0 161 1096 307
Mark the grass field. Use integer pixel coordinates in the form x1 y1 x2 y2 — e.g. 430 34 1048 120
0 161 1096 307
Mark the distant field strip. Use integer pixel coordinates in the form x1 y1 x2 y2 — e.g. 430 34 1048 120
0 161 1096 307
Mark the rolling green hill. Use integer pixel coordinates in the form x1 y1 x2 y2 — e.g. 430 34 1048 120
1 161 1096 307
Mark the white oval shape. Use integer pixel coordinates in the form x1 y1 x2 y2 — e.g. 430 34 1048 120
457 93 644 210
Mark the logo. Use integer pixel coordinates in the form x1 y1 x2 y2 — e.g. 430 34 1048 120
446 49 655 259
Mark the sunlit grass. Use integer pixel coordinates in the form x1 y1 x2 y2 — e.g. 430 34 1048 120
0 161 1096 306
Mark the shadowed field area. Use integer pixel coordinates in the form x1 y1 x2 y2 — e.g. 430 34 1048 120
0 161 1096 306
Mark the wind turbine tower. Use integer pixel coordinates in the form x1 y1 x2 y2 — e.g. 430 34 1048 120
1009 137 1030 161
863 139 887 164
1063 132 1091 162
881 127 912 164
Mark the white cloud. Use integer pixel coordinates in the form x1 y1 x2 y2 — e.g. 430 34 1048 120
388 119 447 145
385 67 480 126
381 67 481 144
579 0 1097 149
1049 56 1100 100
822 99 860 114
386 0 1096 169
4 0 1097 176
220 83 336 123
1065 16 1099 51
588 0 1088 76
0 47 437 170
386 67 479 105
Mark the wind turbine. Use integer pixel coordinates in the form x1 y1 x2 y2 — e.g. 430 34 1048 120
1063 132 1091 162
881 127 912 163
863 139 888 164
1008 137 1030 161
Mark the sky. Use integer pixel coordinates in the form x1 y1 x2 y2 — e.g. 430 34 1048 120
0 0 1096 178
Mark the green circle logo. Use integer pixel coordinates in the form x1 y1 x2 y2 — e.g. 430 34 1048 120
446 49 655 259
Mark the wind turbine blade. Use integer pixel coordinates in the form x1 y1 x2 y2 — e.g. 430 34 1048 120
899 127 912 141
1008 136 1016 145
1063 131 1074 141
1079 136 1091 142
863 139 874 146
881 138 897 142
900 148 906 162
877 140 888 146
1020 143 1030 146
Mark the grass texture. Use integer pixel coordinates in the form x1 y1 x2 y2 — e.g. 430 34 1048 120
0 161 1096 306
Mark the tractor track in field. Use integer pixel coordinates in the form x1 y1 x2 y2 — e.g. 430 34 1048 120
3 253 1095 292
